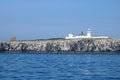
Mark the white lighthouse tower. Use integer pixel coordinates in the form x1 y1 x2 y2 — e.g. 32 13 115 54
87 29 91 37
65 28 108 39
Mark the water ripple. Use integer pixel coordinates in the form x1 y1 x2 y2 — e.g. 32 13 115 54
0 53 120 80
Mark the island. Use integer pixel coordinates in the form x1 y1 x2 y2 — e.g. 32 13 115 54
0 29 120 53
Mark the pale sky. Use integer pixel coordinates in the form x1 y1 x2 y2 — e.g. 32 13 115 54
0 0 120 40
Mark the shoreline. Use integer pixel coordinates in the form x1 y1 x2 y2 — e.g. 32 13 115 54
0 51 120 54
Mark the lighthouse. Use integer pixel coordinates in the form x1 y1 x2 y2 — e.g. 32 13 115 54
87 29 91 37
65 28 108 39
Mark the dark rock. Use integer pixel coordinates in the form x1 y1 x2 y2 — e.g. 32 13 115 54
0 38 120 53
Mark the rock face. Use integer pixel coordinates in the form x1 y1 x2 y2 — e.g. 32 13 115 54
0 38 120 53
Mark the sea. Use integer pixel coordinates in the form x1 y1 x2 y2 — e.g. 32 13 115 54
0 53 120 80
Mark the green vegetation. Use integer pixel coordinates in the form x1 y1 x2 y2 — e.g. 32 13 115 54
47 38 65 40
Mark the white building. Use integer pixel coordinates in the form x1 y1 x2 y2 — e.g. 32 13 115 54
65 29 109 39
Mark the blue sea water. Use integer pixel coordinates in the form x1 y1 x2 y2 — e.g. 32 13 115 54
0 53 120 80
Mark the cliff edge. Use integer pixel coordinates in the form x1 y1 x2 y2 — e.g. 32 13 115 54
0 38 120 53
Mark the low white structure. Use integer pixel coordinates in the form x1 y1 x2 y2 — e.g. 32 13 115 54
65 29 109 39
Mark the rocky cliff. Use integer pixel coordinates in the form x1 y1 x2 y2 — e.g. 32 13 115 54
0 38 120 53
